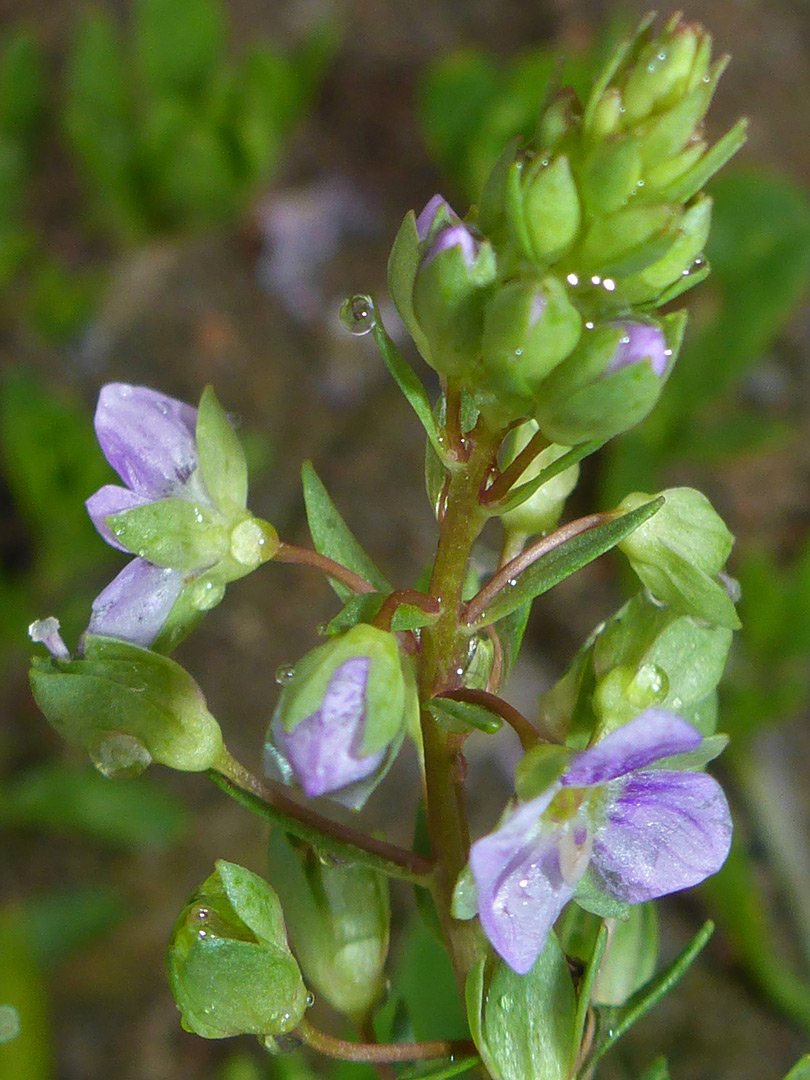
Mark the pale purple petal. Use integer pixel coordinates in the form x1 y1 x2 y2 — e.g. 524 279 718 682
606 322 669 378
422 224 478 269
469 790 576 974
562 709 702 788
95 383 198 499
87 558 185 647
276 658 384 798
590 770 732 903
415 194 455 241
29 617 70 659
86 485 153 550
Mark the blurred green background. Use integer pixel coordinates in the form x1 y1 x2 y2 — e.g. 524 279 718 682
2 1 810 1078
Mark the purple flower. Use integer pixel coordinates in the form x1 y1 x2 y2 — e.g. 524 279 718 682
606 322 670 378
469 709 732 974
271 657 385 799
85 383 208 648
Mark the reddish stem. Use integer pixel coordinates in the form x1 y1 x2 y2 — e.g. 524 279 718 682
275 542 376 595
463 512 614 627
480 427 549 507
297 1019 475 1064
436 687 541 751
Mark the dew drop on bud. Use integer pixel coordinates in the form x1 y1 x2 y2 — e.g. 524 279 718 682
305 992 315 1007
339 294 377 336
275 664 296 684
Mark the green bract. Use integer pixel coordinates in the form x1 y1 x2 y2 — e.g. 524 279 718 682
29 634 224 775
267 830 390 1020
617 487 740 628
168 860 306 1039
497 426 580 540
466 935 578 1080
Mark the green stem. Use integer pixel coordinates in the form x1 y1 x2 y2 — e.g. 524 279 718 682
211 753 433 887
418 418 504 989
296 1018 476 1064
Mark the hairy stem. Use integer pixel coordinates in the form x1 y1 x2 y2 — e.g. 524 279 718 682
296 1018 476 1064
212 753 433 886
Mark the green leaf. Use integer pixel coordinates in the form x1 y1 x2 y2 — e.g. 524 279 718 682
64 14 145 241
24 887 127 969
0 910 51 1080
571 923 608 1055
472 935 578 1080
134 0 226 100
426 697 503 735
196 385 248 513
783 1056 810 1080
301 461 391 600
369 306 446 461
399 919 470 1042
0 31 45 148
0 762 187 850
108 497 228 569
588 921 714 1067
469 498 663 627
637 1058 670 1080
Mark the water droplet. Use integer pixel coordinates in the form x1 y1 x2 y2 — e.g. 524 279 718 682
90 733 152 778
190 578 226 611
591 275 602 286
514 347 523 357
671 695 683 710
541 158 549 167
339 294 377 336
585 321 595 330
629 663 670 706
198 928 208 939
195 907 209 920
305 992 315 1007
508 578 518 588
275 664 296 684
637 179 645 188
498 994 514 1011
566 273 579 286
603 278 616 292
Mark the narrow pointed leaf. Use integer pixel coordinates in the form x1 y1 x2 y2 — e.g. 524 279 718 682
588 920 714 1068
470 498 664 627
426 697 503 735
784 1056 810 1080
659 119 749 206
571 922 609 1059
301 461 391 600
369 304 446 461
399 1058 479 1080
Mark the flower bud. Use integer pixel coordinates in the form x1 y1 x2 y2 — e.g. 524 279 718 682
617 487 740 629
168 860 306 1039
265 624 416 809
507 153 581 265
532 315 681 445
620 194 712 305
557 903 658 1006
411 220 496 378
477 277 581 418
591 591 733 731
267 830 389 1020
29 632 224 776
467 933 578 1080
498 425 580 539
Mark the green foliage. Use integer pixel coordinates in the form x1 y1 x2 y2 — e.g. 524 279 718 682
64 0 336 242
301 461 392 601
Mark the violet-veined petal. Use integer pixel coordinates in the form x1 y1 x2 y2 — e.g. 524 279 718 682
562 708 702 788
415 194 455 241
590 769 732 903
422 224 479 269
469 790 576 975
275 658 384 798
95 383 199 499
86 485 153 550
87 558 185 648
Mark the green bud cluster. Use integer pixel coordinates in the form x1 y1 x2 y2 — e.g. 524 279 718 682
389 13 745 440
